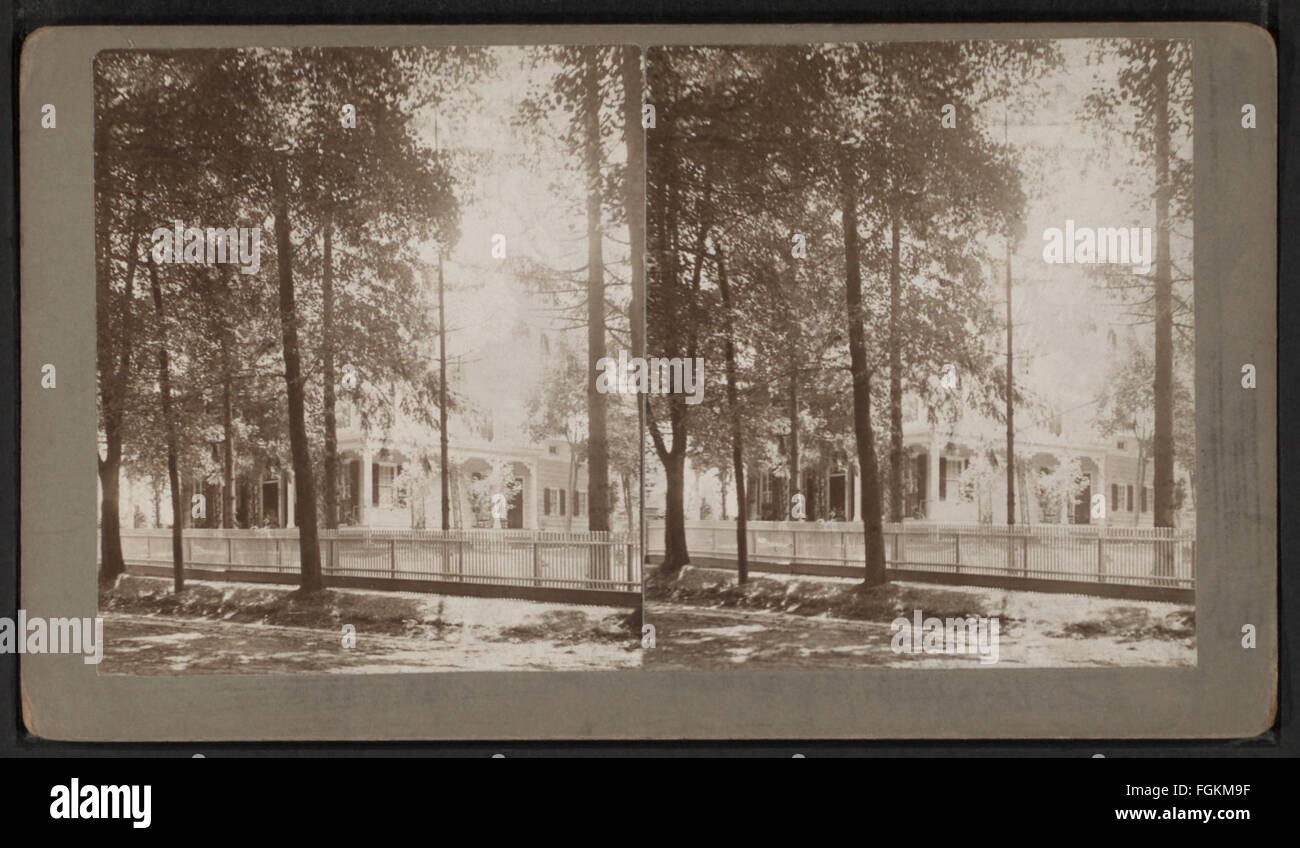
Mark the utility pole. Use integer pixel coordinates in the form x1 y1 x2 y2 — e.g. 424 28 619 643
433 111 451 531
438 251 450 531
1004 107 1016 528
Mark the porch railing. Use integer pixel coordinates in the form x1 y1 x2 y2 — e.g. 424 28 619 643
647 519 1195 591
119 527 641 594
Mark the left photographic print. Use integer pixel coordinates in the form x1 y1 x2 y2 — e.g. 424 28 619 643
93 45 644 674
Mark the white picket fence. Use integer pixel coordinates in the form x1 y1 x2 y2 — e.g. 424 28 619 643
119 527 641 593
647 519 1195 590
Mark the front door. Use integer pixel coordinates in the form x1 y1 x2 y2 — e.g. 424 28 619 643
507 479 524 529
828 473 845 522
261 480 280 527
1073 474 1092 525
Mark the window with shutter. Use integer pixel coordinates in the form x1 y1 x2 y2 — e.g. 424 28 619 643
544 488 552 516
915 455 926 516
376 465 397 508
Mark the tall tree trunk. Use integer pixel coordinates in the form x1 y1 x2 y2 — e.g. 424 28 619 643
219 268 235 530
839 147 887 587
272 156 324 592
715 247 748 583
1151 43 1175 532
146 254 184 593
662 432 688 572
788 366 800 517
97 212 141 584
583 51 611 558
321 213 338 530
888 214 904 523
621 48 646 364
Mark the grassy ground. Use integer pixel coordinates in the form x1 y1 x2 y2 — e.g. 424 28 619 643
646 565 1008 621
644 565 1195 668
99 575 640 674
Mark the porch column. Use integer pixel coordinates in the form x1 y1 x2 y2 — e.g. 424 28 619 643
286 473 296 529
525 461 538 529
928 437 941 520
1093 452 1106 525
359 444 371 527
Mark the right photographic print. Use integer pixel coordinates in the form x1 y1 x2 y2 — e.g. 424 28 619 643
641 38 1196 669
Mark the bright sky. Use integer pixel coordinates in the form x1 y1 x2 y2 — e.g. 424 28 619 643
392 42 1188 451
973 39 1192 443
407 47 630 447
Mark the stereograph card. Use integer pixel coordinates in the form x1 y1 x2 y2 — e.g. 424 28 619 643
17 22 1275 740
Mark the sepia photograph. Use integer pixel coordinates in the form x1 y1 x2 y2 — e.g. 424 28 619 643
93 45 644 674
642 38 1196 669
14 14 1278 749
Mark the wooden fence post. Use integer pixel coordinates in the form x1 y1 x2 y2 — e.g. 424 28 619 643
533 541 541 587
390 538 397 579
954 531 961 574
1098 534 1106 582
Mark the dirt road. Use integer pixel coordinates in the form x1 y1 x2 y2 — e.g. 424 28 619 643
99 612 639 675
644 602 1195 669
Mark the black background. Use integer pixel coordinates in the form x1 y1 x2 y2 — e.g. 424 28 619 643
0 0 1293 780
